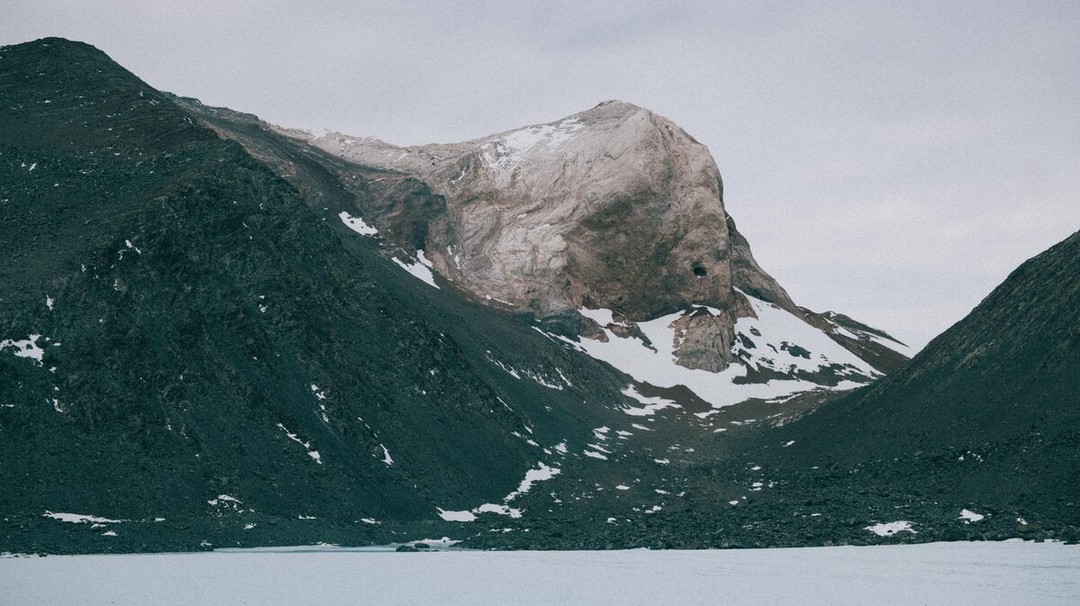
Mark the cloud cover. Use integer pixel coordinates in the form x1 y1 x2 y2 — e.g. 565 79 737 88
5 1 1079 349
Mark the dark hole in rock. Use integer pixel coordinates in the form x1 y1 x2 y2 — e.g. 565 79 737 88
692 266 707 277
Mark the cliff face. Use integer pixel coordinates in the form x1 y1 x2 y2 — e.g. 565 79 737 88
310 101 804 372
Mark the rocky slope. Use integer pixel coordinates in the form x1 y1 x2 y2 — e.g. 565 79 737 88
758 229 1080 530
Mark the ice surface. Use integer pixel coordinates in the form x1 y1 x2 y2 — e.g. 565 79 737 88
3 541 1078 605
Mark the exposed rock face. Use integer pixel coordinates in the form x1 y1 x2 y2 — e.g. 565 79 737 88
309 101 799 371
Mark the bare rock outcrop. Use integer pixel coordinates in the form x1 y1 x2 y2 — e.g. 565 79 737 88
306 101 888 374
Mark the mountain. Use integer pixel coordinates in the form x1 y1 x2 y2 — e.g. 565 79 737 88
306 101 912 378
8 38 1072 554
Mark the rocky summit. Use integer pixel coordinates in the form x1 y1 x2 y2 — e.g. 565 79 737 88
1 38 1075 554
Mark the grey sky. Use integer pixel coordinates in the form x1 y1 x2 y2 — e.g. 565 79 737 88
5 1 1079 349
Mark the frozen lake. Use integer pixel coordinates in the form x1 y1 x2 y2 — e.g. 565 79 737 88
2 540 1078 605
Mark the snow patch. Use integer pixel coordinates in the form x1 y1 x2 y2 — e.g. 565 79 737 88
436 509 476 523
339 211 378 236
505 463 560 502
959 509 985 523
1 335 45 365
866 521 917 537
392 256 440 289
572 294 876 410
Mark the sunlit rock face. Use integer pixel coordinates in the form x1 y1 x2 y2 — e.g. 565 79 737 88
311 101 802 372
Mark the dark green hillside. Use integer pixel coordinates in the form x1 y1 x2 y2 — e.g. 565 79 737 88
0 38 636 553
756 230 1080 536
0 38 219 308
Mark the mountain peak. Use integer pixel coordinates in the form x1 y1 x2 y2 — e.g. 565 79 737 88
584 98 647 115
2 37 112 66
300 99 902 384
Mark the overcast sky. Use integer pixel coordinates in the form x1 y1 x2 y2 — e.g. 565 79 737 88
6 1 1079 350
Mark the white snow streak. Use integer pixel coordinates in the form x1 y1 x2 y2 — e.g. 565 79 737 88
42 511 122 524
276 423 323 464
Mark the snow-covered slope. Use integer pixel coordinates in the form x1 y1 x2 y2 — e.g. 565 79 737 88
538 290 880 410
